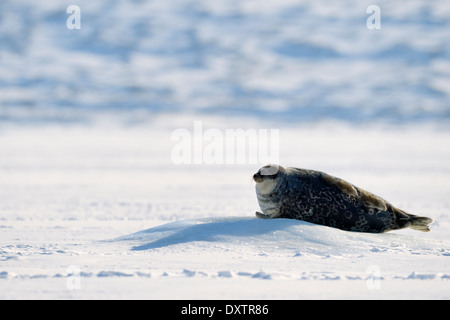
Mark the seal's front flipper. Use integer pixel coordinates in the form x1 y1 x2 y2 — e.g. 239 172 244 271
256 211 271 219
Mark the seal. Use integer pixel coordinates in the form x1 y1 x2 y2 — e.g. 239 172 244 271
253 164 433 233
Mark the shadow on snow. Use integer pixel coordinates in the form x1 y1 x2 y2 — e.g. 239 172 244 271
114 217 319 251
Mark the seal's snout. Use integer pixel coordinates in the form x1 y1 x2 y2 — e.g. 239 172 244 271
253 172 264 183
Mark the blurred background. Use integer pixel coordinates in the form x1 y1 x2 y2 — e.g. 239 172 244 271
1 0 449 125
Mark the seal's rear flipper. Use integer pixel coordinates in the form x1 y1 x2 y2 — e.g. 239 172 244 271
256 212 271 219
408 216 434 232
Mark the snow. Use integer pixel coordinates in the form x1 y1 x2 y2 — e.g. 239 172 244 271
1 121 450 299
1 0 450 124
1 0 450 299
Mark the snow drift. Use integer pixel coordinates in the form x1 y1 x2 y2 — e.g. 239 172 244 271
115 216 450 256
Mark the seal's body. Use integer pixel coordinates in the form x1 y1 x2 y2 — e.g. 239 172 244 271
254 165 433 233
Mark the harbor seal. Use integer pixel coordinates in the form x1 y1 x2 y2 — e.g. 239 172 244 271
253 164 433 233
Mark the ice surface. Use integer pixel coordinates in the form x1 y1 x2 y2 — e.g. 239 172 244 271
1 123 450 299
0 0 450 124
1 0 450 300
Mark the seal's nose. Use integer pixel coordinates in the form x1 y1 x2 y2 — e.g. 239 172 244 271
253 173 262 182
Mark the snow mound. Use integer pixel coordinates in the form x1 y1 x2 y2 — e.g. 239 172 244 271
114 217 450 256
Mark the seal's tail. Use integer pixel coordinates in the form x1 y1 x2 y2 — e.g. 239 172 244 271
407 215 434 232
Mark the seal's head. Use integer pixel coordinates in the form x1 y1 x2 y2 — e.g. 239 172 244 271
253 164 285 195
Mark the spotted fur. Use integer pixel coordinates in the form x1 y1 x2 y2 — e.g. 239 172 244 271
254 165 433 233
